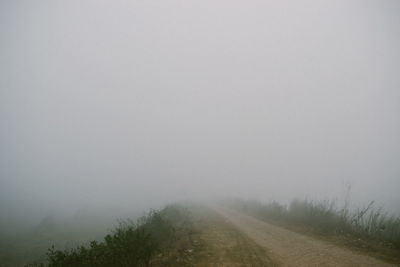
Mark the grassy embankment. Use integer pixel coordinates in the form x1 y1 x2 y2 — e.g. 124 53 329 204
24 204 197 267
224 198 400 264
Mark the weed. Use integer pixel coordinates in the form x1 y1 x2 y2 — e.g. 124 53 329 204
26 204 192 267
225 198 400 248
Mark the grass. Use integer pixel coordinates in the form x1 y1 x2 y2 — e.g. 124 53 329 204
224 198 400 249
24 204 194 267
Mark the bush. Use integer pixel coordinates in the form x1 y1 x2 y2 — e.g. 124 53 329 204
288 199 341 233
29 205 190 267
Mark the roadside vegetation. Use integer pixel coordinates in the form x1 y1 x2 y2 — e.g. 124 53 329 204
225 198 400 246
25 204 196 267
223 197 400 262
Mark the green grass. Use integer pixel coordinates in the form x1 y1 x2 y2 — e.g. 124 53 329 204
24 204 193 267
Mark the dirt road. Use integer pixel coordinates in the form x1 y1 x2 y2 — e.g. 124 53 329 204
190 207 277 266
216 207 396 267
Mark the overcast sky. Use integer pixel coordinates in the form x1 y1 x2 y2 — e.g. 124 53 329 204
1 0 400 220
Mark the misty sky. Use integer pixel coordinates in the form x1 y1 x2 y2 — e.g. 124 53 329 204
1 0 400 220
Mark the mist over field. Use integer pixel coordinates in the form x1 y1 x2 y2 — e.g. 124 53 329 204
0 1 400 264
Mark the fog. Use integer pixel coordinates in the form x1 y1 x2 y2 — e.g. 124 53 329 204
1 0 400 232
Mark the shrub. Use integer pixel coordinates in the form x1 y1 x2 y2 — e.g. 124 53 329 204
30 205 190 267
